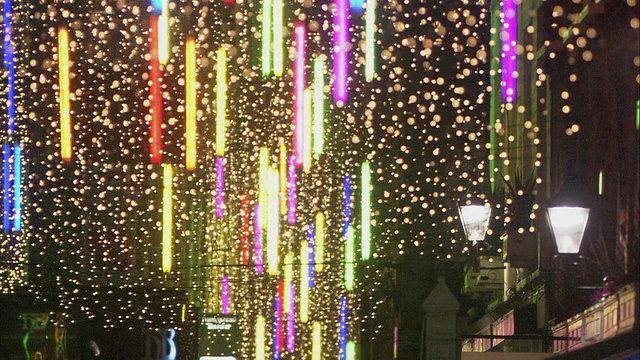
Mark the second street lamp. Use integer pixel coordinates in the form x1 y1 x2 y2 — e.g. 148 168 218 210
458 204 492 242
547 206 590 255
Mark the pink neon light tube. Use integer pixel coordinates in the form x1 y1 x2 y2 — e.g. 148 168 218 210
333 0 348 103
254 204 264 274
216 156 224 218
294 24 306 167
287 155 297 225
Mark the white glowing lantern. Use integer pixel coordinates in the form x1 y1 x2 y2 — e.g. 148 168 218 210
458 205 492 241
547 206 590 254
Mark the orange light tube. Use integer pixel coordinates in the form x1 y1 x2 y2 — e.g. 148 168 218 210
58 27 71 162
185 37 197 171
149 16 163 164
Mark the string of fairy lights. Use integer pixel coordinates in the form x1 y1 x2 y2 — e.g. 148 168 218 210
4 0 631 358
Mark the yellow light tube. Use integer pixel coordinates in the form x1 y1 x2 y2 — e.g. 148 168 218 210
273 0 284 76
267 167 280 276
261 0 272 75
300 240 309 323
315 212 325 272
311 321 322 360
259 147 269 229
255 315 266 359
158 0 170 65
216 46 226 156
185 37 197 171
162 164 173 273
58 27 72 162
361 161 371 260
313 55 324 155
279 142 287 215
312 321 322 360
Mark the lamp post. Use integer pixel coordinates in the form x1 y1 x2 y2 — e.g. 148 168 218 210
458 204 492 242
547 206 590 255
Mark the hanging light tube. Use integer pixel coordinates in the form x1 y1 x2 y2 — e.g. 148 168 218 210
598 170 603 196
267 167 280 276
273 281 283 359
259 147 269 228
501 0 517 103
185 36 197 170
279 143 287 215
287 155 297 225
361 161 371 260
13 144 21 232
394 325 399 359
333 0 348 104
158 0 170 65
284 252 293 311
286 283 295 352
343 174 351 236
241 192 250 265
149 16 163 163
261 0 272 75
216 157 224 218
303 88 312 172
216 46 226 156
294 24 306 167
315 212 325 272
344 226 355 290
254 204 264 274
365 0 375 81
347 341 356 360
255 315 266 360
312 321 322 360
273 0 284 76
339 296 348 360
349 0 365 11
300 240 309 323
4 0 15 135
151 0 162 14
58 27 72 162
308 222 316 288
2 144 11 232
278 281 285 355
313 56 324 155
221 274 230 314
162 164 173 273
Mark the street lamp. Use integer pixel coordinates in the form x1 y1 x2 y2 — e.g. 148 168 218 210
547 206 590 254
458 205 492 242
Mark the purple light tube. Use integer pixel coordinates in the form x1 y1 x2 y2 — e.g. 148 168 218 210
294 24 306 167
274 291 282 360
287 155 297 225
222 274 230 314
343 174 351 236
286 284 296 352
254 204 264 274
277 280 285 354
308 223 316 289
216 156 224 218
501 0 517 104
333 0 348 104
339 296 348 360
